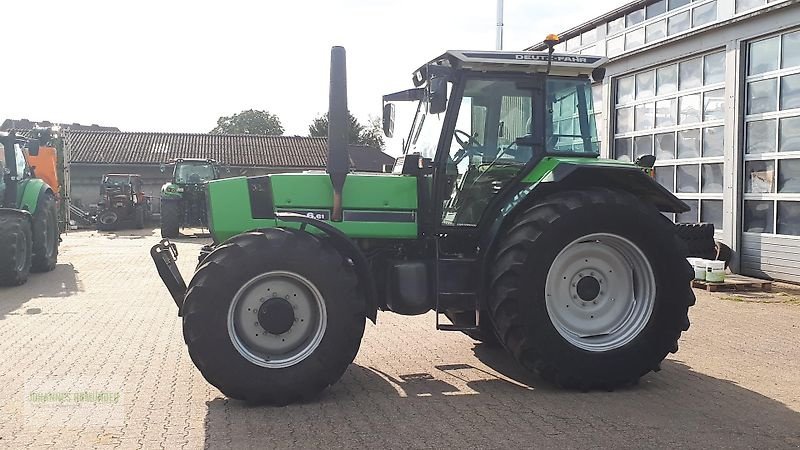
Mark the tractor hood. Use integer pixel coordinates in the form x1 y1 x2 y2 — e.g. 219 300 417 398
205 172 419 243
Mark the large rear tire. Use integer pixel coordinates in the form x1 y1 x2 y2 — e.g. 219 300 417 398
31 192 59 273
0 213 32 286
160 199 180 238
488 189 694 390
182 229 365 405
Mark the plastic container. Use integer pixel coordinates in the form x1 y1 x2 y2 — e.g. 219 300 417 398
688 258 707 281
705 260 725 283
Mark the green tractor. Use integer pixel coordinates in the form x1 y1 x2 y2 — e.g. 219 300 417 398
152 43 694 405
159 158 220 237
0 132 59 286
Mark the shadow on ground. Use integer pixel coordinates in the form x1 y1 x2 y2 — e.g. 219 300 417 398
0 263 82 319
202 349 800 448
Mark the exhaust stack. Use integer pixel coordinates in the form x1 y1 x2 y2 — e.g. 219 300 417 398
328 46 350 222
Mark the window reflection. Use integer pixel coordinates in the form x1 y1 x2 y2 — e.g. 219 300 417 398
746 120 777 154
745 160 775 193
778 159 800 193
677 128 701 158
744 200 774 233
777 201 800 235
677 164 700 193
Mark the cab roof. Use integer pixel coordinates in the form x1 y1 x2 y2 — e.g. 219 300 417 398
415 50 607 82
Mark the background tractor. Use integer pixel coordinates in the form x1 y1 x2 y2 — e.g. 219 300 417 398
159 158 220 237
0 131 60 286
153 43 695 405
96 173 151 231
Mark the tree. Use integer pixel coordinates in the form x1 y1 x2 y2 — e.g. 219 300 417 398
359 116 385 150
211 109 284 135
308 112 385 150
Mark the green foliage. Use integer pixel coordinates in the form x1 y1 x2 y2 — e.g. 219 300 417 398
211 109 284 136
308 112 385 150
359 116 385 150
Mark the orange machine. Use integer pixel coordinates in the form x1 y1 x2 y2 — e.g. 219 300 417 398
25 145 60 194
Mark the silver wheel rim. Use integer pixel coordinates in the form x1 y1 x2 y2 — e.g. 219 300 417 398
544 233 656 352
227 271 327 368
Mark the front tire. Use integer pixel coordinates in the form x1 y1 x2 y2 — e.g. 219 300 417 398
0 213 32 286
160 199 180 238
134 206 145 229
489 189 694 390
31 192 59 273
96 210 119 231
182 229 365 404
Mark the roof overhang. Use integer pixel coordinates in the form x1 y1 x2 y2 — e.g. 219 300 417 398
416 50 607 81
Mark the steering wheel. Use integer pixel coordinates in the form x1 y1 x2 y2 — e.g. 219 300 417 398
454 129 480 149
452 129 483 165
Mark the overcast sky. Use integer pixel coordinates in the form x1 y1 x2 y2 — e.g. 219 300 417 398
3 0 625 138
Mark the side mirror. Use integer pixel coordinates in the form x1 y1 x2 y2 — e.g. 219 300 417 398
27 139 40 157
382 163 394 173
160 163 166 173
429 77 447 114
635 154 657 169
382 103 395 138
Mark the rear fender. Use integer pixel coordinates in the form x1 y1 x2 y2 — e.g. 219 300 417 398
478 162 689 303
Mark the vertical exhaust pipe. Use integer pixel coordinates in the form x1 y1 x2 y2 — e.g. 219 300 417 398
328 46 349 222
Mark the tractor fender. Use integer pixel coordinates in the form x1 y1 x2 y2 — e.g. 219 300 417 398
0 208 33 221
18 178 54 213
273 212 378 323
478 163 689 303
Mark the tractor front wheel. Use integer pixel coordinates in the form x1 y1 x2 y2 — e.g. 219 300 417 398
96 210 119 231
160 199 180 238
182 229 365 404
489 189 694 390
134 206 145 229
0 213 32 286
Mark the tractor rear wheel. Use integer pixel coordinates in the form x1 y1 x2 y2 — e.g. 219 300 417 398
160 199 180 238
488 189 694 390
0 213 32 286
182 228 365 404
31 192 59 273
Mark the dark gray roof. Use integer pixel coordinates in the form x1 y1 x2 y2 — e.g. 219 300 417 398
64 130 394 171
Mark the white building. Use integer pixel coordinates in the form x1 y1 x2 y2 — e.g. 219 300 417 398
527 0 800 282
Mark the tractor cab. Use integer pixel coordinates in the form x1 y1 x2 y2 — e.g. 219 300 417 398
382 48 607 229
173 159 219 185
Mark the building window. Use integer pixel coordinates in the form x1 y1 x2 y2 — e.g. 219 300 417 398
743 29 800 236
591 0 722 57
613 50 726 228
736 0 765 14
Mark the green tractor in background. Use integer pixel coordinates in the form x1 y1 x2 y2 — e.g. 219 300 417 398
0 132 59 286
159 158 221 238
153 42 695 405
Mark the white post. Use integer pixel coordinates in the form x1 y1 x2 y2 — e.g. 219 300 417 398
496 0 504 50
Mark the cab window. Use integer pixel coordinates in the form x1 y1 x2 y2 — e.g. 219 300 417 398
546 78 598 153
442 78 534 226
